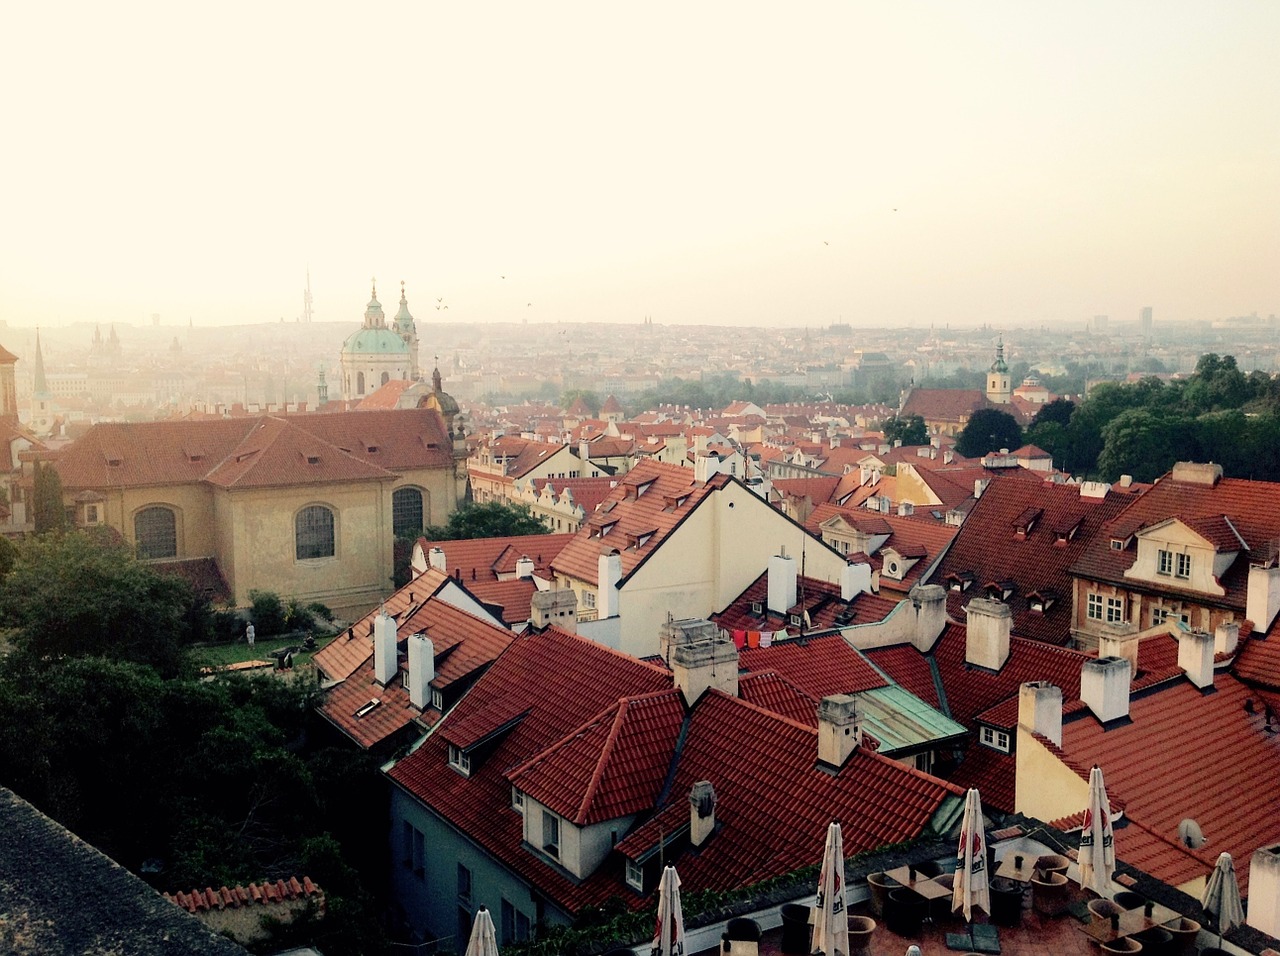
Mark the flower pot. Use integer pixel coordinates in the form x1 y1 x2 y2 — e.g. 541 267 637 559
1031 870 1070 917
1163 917 1200 956
1100 938 1143 955
779 904 811 955
847 915 875 956
1037 853 1071 879
866 871 894 918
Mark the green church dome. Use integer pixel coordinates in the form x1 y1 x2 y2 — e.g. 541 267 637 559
342 327 409 355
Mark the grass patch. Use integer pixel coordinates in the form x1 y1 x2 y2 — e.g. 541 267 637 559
192 633 337 669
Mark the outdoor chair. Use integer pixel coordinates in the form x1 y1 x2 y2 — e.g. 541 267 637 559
886 887 929 937
779 903 811 954
722 917 761 956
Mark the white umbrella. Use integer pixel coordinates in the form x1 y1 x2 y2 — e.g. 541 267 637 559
952 788 990 923
464 906 500 956
651 865 686 956
1202 852 1245 947
1078 765 1116 896
812 821 849 956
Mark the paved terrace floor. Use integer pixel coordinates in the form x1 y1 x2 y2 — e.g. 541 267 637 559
694 888 1102 956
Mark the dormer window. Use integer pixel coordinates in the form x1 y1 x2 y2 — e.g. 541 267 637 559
448 744 471 777
979 726 1011 753
431 688 444 710
511 787 525 813
790 614 802 627
1110 537 1128 551
751 601 763 615
1176 553 1191 578
625 858 644 891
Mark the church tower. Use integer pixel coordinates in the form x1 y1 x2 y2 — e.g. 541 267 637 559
30 329 54 435
392 281 420 379
986 337 1012 405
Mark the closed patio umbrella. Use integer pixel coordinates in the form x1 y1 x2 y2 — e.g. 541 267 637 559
1201 852 1244 948
464 906 500 956
952 788 990 922
1078 765 1116 896
652 866 686 956
812 821 849 956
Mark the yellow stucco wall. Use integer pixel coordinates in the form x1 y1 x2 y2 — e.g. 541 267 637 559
1014 727 1090 822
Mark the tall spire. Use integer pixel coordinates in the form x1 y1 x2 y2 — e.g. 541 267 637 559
33 328 48 396
302 268 314 323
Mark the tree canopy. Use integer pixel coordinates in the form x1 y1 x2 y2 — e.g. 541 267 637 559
0 530 200 677
424 500 549 541
955 408 1023 459
882 414 929 447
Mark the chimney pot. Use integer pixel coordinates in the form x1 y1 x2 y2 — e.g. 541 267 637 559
665 619 738 703
1178 629 1215 689
689 781 717 848
1018 681 1062 747
407 633 434 709
964 598 1012 670
817 694 862 768
1081 656 1131 723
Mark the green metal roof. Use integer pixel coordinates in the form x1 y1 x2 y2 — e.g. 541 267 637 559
341 328 409 354
858 684 967 757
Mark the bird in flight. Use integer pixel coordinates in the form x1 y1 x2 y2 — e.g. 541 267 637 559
823 240 828 246
527 302 532 307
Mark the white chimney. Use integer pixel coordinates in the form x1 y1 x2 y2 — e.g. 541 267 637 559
965 598 1012 670
841 562 873 601
515 555 535 580
597 549 622 618
669 624 738 703
689 781 717 848
974 478 990 498
694 453 714 483
768 552 798 614
428 547 447 572
1246 563 1280 633
1214 621 1240 656
1248 843 1280 938
1018 681 1062 747
374 611 398 685
531 588 577 632
817 694 862 768
911 585 947 652
1079 481 1111 499
1178 629 1215 689
407 633 435 709
1080 657 1131 723
897 501 914 516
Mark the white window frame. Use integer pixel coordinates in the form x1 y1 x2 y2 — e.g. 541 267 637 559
625 858 644 891
542 809 561 859
448 744 471 777
582 590 596 609
511 787 524 813
1176 552 1191 579
1087 593 1103 621
431 688 444 710
1105 596 1125 624
1158 548 1173 575
980 726 1010 753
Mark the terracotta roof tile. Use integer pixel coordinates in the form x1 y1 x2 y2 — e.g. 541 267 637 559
736 671 820 726
863 644 942 710
737 632 889 699
419 533 573 584
710 572 899 634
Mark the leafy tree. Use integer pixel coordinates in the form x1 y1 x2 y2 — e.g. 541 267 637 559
32 460 70 534
882 415 929 447
1030 398 1075 429
0 534 15 579
1096 409 1197 483
425 500 549 541
249 589 288 635
0 530 198 676
955 408 1023 458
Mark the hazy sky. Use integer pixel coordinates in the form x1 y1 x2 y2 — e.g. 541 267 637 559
3 2 1278 330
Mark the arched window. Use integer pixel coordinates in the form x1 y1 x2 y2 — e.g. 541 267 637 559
357 371 366 395
135 506 177 559
296 505 335 560
381 371 390 386
392 487 425 538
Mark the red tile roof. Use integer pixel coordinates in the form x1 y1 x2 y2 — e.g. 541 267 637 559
464 578 538 626
736 671 820 727
771 476 841 505
53 409 453 491
508 690 686 825
1072 472 1280 615
1058 673 1280 892
419 533 573 584
1234 619 1280 691
529 477 618 514
165 876 321 914
806 505 959 594
949 743 1017 813
737 632 889 700
551 461 728 585
863 644 942 710
900 388 990 425
934 476 1132 644
710 572 900 634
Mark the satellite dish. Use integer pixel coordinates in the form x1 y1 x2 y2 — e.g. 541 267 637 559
1178 818 1208 849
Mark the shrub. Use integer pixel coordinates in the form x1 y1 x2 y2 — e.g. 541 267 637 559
248 590 287 636
307 602 334 623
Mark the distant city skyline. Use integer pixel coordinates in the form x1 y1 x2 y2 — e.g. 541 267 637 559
2 2 1277 330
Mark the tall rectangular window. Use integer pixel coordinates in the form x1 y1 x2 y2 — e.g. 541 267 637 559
295 505 335 560
1175 553 1191 578
1157 549 1173 575
457 863 472 902
1087 593 1104 620
542 810 560 858
1106 597 1125 624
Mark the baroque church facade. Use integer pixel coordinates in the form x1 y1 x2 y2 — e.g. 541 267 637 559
340 281 420 401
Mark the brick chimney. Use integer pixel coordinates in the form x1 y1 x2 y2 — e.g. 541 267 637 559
817 694 862 769
406 633 435 709
841 561 872 601
911 584 947 652
597 548 622 618
667 621 738 704
689 781 717 848
965 598 1012 670
1246 563 1280 633
1178 629 1215 689
1081 657 1131 724
374 611 398 686
1018 681 1062 747
428 547 446 573
531 588 577 632
1214 621 1240 656
767 552 798 614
